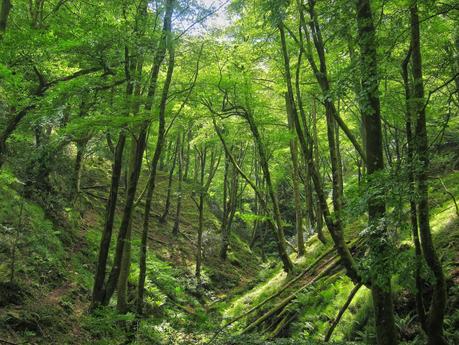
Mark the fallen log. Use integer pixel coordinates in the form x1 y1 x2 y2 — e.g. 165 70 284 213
241 258 341 334
324 282 363 342
206 246 336 344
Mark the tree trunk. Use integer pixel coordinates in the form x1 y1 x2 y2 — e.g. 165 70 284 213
195 145 207 279
410 3 447 344
116 220 132 313
160 135 179 223
402 46 427 333
285 93 305 256
103 127 147 305
245 108 294 274
289 17 358 277
219 151 230 259
73 139 87 195
0 0 11 37
137 17 175 313
172 131 184 236
183 126 192 180
91 127 127 308
356 1 398 344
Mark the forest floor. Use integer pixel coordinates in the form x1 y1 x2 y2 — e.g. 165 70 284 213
0 164 458 344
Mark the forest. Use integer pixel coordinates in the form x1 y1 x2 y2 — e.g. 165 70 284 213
0 0 458 344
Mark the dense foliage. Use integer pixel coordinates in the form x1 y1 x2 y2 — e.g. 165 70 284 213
0 0 458 344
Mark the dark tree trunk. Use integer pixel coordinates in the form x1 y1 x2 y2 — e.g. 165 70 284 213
284 17 359 278
91 130 127 307
0 0 11 37
356 1 398 344
219 151 230 259
103 128 147 305
137 17 175 313
311 97 326 244
410 3 447 344
402 45 427 333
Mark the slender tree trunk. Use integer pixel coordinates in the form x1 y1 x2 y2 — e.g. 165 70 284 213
245 108 294 274
290 2 359 283
335 103 344 202
103 128 147 305
137 27 175 313
310 97 326 244
183 127 192 180
116 220 133 313
91 60 132 308
195 145 207 280
116 137 138 313
410 3 447 344
219 151 230 259
356 1 398 344
220 150 239 259
172 131 184 236
250 156 261 249
402 46 427 333
0 0 12 38
285 93 305 256
211 115 292 273
73 140 87 195
160 135 179 223
278 20 307 259
295 50 315 242
91 128 127 308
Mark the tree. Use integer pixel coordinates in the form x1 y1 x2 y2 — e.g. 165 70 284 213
355 0 398 343
409 2 447 343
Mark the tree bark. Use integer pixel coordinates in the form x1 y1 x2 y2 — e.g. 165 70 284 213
285 93 305 256
402 46 427 333
91 44 135 308
282 17 358 277
410 3 447 344
172 131 184 236
355 1 398 344
0 0 11 37
219 147 239 260
137 14 175 312
244 107 294 274
160 135 179 223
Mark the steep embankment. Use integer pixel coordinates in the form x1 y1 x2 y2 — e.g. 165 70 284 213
0 161 458 344
215 170 459 344
0 158 260 345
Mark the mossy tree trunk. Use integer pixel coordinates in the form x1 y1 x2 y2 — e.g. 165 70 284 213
355 0 398 344
410 3 447 343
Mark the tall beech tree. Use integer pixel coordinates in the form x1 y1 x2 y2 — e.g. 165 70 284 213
355 0 398 343
410 2 447 343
